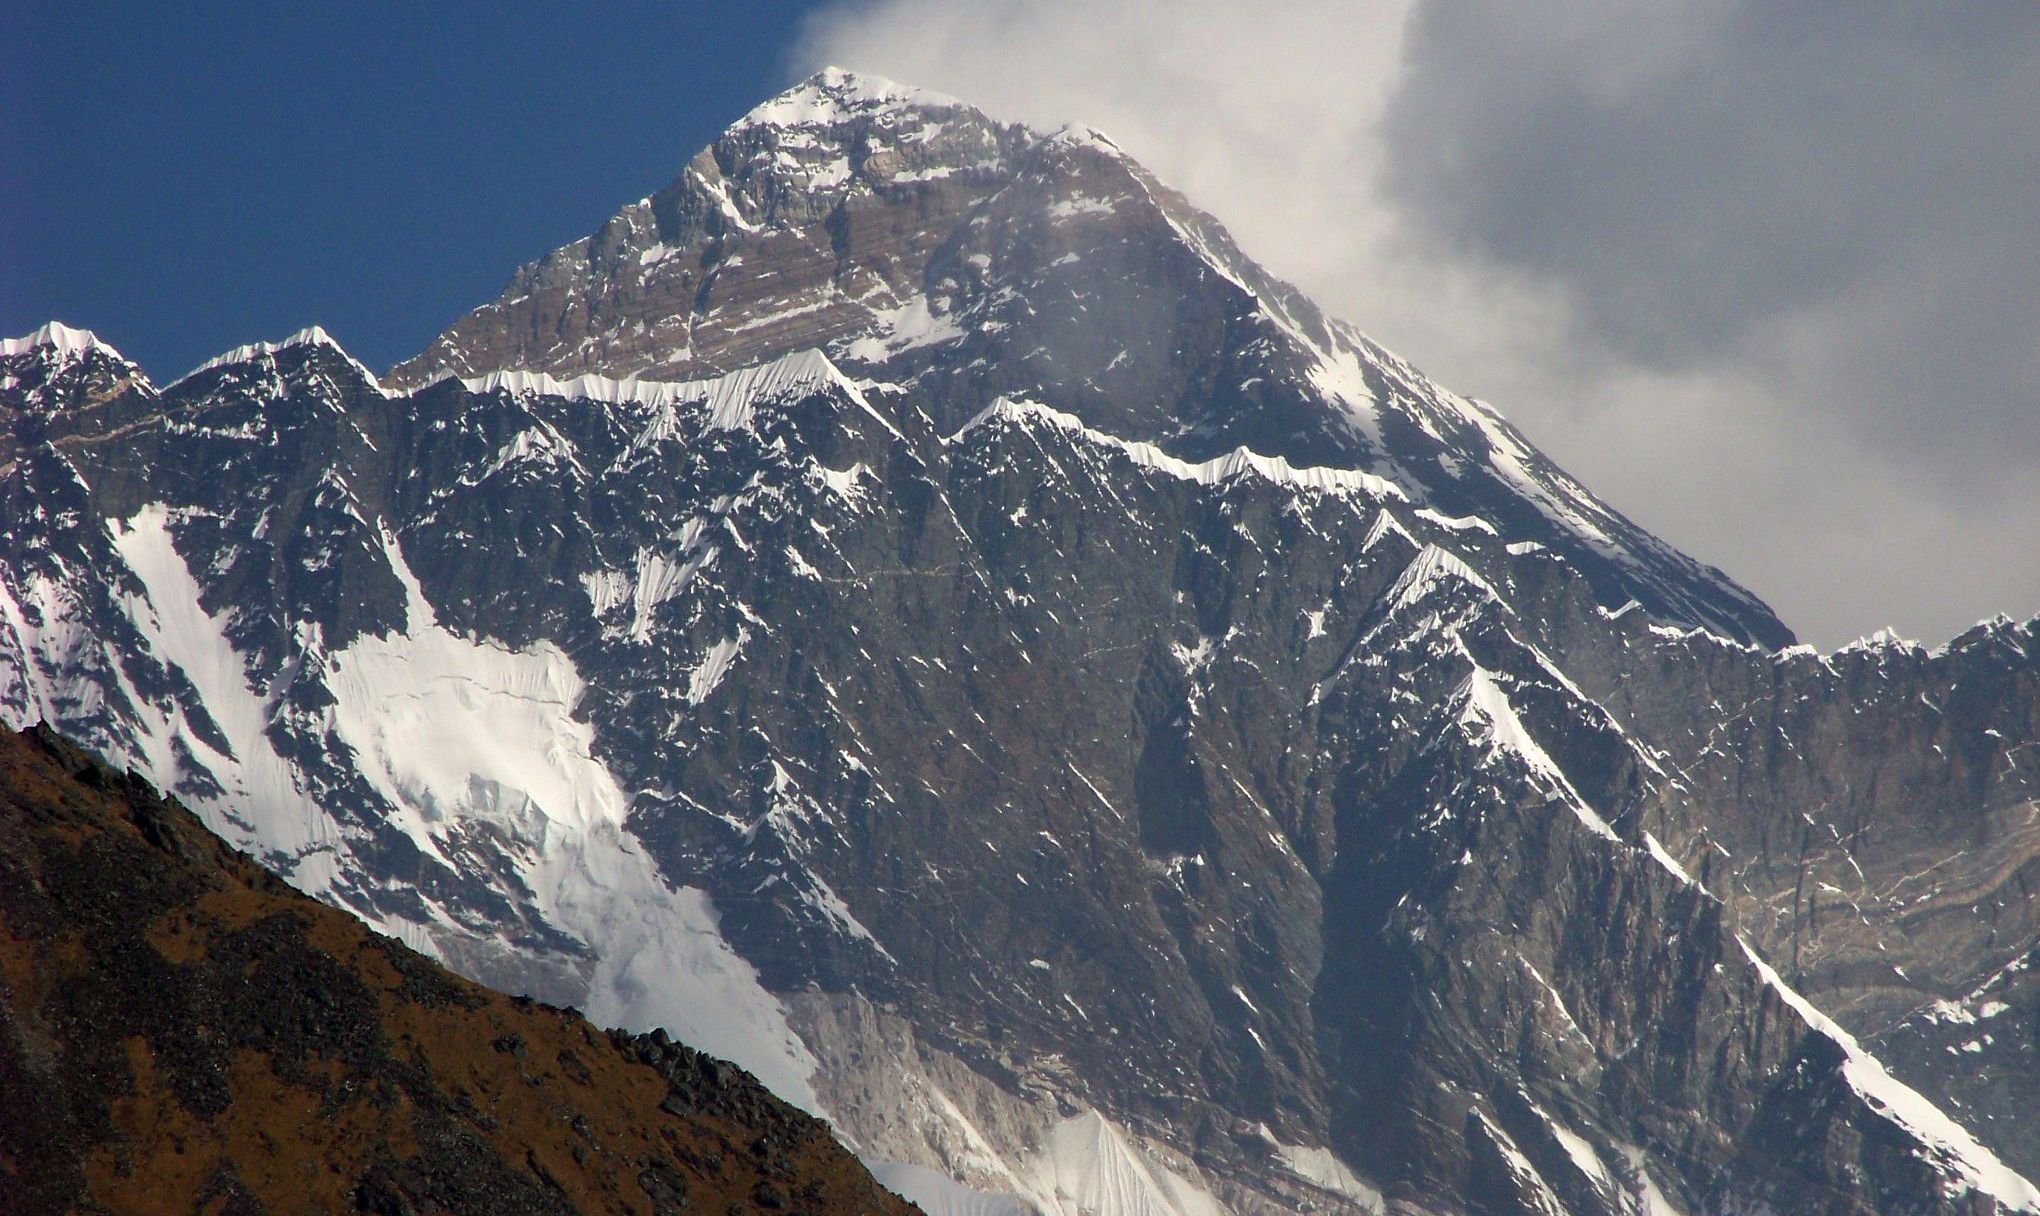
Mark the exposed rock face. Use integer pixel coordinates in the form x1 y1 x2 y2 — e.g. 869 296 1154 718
4 68 2038 1216
389 73 1025 393
389 68 1786 651
0 725 918 1216
1552 618 2040 1177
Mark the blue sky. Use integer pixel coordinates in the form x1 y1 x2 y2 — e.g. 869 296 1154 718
2 2 824 378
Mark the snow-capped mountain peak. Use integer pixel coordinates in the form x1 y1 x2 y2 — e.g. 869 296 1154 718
1 320 121 360
735 65 977 132
172 324 379 389
2 319 149 413
10 71 2040 1216
385 69 1789 646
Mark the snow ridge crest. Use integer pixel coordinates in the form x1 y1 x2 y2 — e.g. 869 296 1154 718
2 320 120 360
175 325 380 388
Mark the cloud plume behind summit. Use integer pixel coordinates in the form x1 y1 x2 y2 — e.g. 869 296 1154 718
797 0 2040 647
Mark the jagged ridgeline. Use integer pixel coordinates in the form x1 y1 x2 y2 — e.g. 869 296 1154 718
5 68 2039 1216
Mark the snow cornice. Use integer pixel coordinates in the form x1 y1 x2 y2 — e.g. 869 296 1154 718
172 325 380 389
435 347 855 411
948 397 1407 502
2 320 127 362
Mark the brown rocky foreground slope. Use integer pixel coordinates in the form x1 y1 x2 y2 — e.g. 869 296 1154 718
0 724 918 1216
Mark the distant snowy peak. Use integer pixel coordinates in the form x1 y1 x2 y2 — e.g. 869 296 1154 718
2 320 149 412
718 65 1017 203
1836 626 1927 656
731 68 1132 176
2 320 382 406
738 67 1125 157
173 325 380 389
1939 612 2038 659
1 320 123 361
735 66 978 132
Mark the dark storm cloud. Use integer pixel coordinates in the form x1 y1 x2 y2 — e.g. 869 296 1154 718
802 0 2040 644
1383 1 2040 489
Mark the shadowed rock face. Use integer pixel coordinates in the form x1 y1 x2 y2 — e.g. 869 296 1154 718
5 67 2040 1216
0 725 919 1216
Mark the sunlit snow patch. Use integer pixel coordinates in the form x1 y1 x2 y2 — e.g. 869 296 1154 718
316 532 823 1109
870 1162 1032 1216
66 506 826 1115
1026 1112 1226 1216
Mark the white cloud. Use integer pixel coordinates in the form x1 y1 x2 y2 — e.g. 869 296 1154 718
795 0 2040 646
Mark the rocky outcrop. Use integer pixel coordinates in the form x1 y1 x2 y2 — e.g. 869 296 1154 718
0 724 917 1216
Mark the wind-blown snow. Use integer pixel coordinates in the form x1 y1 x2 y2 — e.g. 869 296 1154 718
736 66 971 132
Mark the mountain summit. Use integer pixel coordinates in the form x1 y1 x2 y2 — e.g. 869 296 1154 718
391 67 1788 648
7 69 2040 1216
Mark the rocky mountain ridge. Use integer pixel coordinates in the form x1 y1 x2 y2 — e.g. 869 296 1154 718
0 723 918 1216
4 68 2037 1216
389 68 1788 651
